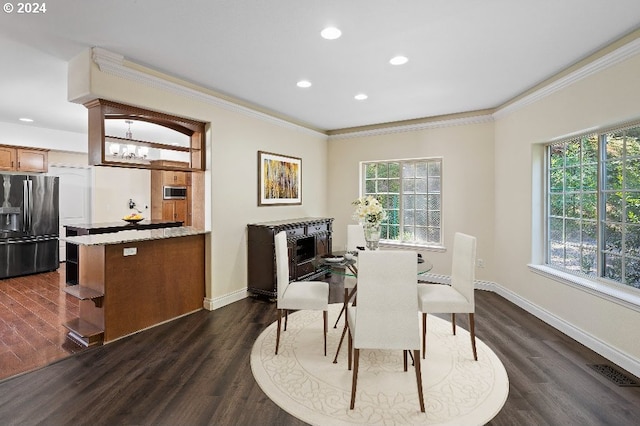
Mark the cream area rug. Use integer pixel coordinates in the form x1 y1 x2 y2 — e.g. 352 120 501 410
251 304 509 425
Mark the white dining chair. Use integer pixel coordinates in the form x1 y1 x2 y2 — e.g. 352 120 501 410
347 250 425 412
274 231 329 356
418 232 478 360
333 224 366 328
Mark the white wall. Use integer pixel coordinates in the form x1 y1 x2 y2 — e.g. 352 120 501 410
493 52 640 372
327 120 495 279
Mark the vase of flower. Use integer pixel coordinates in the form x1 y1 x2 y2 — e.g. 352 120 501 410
364 223 381 250
352 195 387 250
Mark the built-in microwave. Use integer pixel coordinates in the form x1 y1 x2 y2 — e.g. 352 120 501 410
163 186 187 200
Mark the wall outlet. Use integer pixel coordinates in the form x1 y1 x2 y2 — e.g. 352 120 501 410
477 258 485 268
123 247 137 256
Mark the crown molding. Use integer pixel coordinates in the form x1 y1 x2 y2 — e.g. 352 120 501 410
494 37 640 120
327 114 494 140
91 47 326 139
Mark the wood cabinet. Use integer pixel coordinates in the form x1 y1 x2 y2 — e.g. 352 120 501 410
63 233 205 346
247 217 333 298
150 162 194 226
84 99 206 171
162 200 188 223
0 145 48 172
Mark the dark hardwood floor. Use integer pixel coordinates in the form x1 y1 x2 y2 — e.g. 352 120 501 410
1 275 639 425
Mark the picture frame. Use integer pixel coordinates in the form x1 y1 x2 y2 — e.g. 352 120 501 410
258 151 302 206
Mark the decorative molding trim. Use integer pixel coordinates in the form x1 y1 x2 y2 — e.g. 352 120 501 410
91 47 325 139
328 114 494 140
494 37 640 119
203 288 248 311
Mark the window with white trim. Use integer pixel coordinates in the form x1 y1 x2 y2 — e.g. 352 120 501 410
547 123 640 289
362 158 442 246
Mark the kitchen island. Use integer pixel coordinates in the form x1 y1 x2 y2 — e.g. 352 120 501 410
62 226 207 346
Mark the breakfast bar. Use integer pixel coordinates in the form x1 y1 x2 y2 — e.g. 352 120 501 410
62 226 207 346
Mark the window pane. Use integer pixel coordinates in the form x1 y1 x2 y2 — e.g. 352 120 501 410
581 247 597 276
365 163 377 179
605 133 624 160
604 193 622 222
566 140 581 166
363 158 441 246
625 224 640 257
389 163 400 178
403 163 415 178
378 163 389 178
604 253 622 282
550 194 563 216
605 161 623 190
604 224 623 253
583 164 597 190
627 192 640 223
583 136 598 164
416 162 428 178
626 159 640 190
582 193 597 220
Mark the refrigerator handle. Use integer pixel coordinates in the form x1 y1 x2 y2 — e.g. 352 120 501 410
28 179 33 232
22 179 32 233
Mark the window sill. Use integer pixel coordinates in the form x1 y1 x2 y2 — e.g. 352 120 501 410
380 241 446 252
528 264 640 312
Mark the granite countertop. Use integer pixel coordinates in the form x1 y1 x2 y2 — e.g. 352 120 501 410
62 226 208 246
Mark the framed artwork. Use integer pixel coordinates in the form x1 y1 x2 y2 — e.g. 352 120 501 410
258 151 302 206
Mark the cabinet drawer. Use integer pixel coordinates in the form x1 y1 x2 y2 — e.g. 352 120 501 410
308 223 328 234
285 227 305 238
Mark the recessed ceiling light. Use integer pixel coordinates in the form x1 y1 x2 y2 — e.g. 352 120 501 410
389 56 408 65
19 117 34 122
297 80 312 88
321 27 342 40
354 93 368 101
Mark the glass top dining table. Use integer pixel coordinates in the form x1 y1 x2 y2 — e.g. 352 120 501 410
314 250 433 363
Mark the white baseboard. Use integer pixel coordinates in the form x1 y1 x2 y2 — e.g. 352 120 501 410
203 288 248 311
479 280 640 379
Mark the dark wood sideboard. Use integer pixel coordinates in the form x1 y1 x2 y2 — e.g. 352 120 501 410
247 217 334 298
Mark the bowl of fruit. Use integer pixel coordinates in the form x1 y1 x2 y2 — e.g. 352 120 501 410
123 213 144 224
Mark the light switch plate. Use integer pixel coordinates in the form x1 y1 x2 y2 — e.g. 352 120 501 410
123 247 137 256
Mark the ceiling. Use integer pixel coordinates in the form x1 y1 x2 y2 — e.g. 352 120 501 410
1 0 640 136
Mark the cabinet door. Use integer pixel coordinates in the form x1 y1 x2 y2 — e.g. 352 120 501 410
163 171 188 186
174 200 188 223
315 234 330 257
17 149 47 172
162 200 188 223
0 147 16 171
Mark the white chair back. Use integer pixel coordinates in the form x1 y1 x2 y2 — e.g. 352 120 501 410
346 224 366 251
274 231 291 308
353 250 419 350
451 232 477 310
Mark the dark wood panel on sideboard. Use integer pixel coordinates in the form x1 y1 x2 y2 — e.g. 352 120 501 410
247 217 333 298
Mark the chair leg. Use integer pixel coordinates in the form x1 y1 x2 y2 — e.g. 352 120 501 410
284 310 288 331
422 313 427 359
323 310 328 356
347 326 353 371
451 313 456 335
403 350 408 371
275 309 282 355
413 349 426 413
469 313 478 361
350 348 360 409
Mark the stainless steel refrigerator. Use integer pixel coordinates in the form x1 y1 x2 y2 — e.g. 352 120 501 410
0 173 59 279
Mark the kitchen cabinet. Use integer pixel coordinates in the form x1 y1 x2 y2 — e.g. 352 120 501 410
247 217 333 298
162 200 188 223
64 220 183 286
0 145 48 172
151 162 193 225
